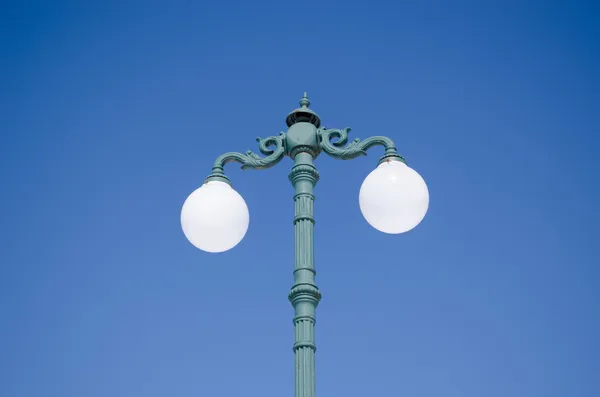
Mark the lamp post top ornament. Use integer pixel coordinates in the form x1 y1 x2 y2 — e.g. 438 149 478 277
299 92 310 107
286 92 321 128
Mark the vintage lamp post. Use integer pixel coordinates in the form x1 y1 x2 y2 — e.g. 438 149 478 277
181 94 429 397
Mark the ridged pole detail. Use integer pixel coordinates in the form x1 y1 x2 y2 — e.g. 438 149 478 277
288 151 321 397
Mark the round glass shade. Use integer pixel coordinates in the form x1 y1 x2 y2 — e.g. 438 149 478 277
359 161 429 234
181 181 249 253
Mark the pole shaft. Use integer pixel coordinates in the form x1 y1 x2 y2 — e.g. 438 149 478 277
288 152 321 397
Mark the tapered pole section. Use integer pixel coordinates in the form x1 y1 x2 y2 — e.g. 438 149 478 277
288 151 321 397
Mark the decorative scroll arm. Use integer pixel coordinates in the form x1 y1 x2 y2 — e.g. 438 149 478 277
206 132 286 183
318 127 406 164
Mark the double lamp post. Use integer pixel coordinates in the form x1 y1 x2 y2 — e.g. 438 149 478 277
180 94 430 397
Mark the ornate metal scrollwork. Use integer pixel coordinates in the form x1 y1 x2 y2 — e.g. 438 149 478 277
206 132 287 183
318 127 406 164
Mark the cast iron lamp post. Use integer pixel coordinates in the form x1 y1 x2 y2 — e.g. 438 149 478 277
180 94 429 397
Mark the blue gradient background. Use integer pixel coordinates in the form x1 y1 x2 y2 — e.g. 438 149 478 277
1 1 598 396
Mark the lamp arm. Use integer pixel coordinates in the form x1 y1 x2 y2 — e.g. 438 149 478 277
206 132 287 183
318 127 405 164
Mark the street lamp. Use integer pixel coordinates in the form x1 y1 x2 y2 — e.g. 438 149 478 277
181 94 429 396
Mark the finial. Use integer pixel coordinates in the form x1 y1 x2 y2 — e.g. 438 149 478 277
286 93 320 128
299 92 310 108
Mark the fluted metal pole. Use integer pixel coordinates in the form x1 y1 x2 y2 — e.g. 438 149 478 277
288 151 321 397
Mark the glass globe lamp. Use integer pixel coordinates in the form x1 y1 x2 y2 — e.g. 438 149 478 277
359 160 429 234
180 180 249 253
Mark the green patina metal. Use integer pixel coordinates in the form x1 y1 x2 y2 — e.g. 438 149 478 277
205 94 406 397
288 151 320 397
206 133 287 184
319 127 406 165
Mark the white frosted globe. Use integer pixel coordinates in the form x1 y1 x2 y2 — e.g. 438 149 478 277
181 181 249 253
359 161 429 234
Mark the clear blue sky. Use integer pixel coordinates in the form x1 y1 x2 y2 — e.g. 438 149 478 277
1 1 598 396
